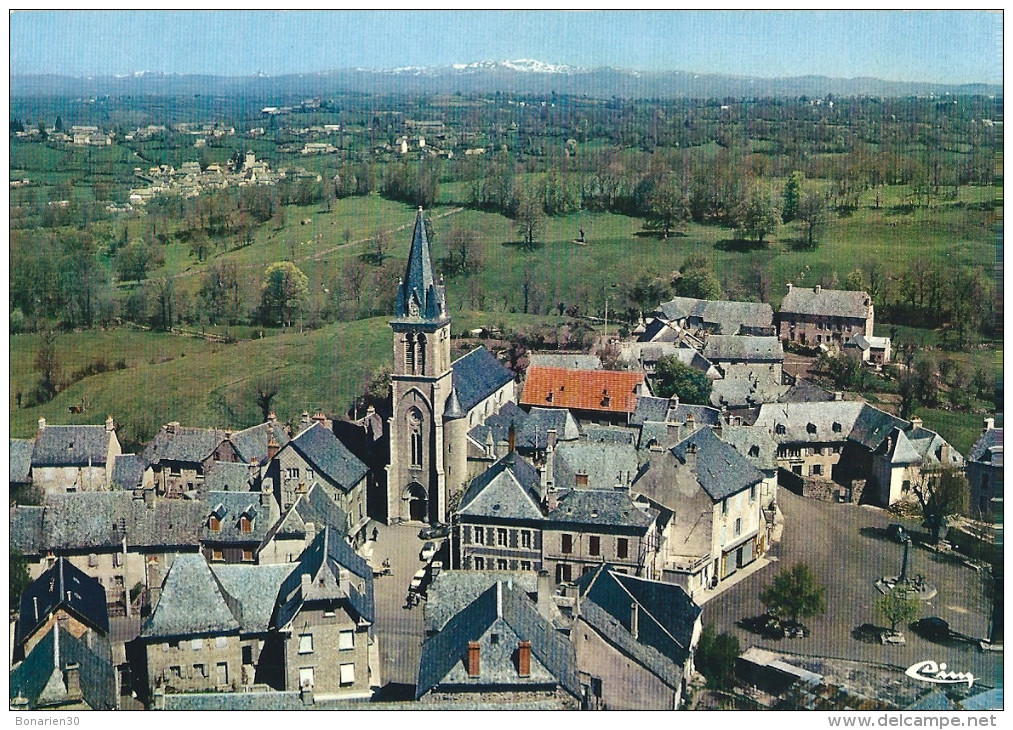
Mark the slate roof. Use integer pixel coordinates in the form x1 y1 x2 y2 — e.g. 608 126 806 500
630 396 721 428
521 407 581 449
847 334 891 351
626 343 719 379
10 624 116 710
656 297 774 335
527 352 603 370
466 401 528 448
211 563 295 634
143 425 226 465
578 599 683 688
780 286 871 319
288 422 368 491
202 491 272 544
710 365 787 408
669 428 765 501
451 347 515 414
295 483 350 534
274 528 374 630
32 425 113 467
960 688 1003 711
416 581 580 699
141 553 240 639
11 438 34 483
636 317 682 343
720 425 779 472
11 492 207 555
230 421 290 464
885 428 923 465
969 427 1003 465
582 427 638 446
110 453 145 490
779 378 834 403
577 565 700 678
395 207 446 321
755 402 866 445
630 396 670 425
547 489 656 531
553 441 641 491
459 452 544 521
522 366 644 415
202 460 256 492
16 558 109 648
703 336 784 362
424 571 539 635
905 690 959 712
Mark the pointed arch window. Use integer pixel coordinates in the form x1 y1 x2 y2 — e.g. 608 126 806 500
417 334 426 375
405 333 416 373
408 407 424 468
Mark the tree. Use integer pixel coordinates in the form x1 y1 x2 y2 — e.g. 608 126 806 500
260 261 309 326
10 549 30 611
781 171 804 223
796 190 826 248
116 241 149 283
675 254 723 300
515 184 545 247
877 585 921 633
34 330 61 403
648 172 690 239
912 467 969 543
199 259 243 326
736 186 781 246
652 355 712 405
152 277 175 331
255 378 279 422
760 563 826 625
695 623 741 689
447 225 479 274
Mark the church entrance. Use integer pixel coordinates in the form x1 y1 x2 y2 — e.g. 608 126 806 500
404 482 428 523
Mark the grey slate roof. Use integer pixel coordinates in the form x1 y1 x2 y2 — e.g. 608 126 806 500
10 624 116 710
656 297 774 335
703 335 783 362
395 207 446 321
521 407 581 448
577 564 700 677
32 425 113 467
202 491 272 544
459 452 544 521
10 438 34 483
527 352 603 370
636 317 682 343
16 558 109 648
11 492 207 555
553 441 640 491
904 690 959 712
629 395 720 428
710 365 787 408
143 425 227 465
630 396 670 425
416 581 580 699
451 347 515 414
230 421 290 464
547 489 656 531
163 693 564 711
720 425 779 471
969 427 1003 465
670 428 765 501
295 483 350 534
885 428 923 465
779 378 834 403
466 401 527 448
202 460 255 492
288 422 368 491
141 553 240 639
211 563 295 634
110 453 145 490
780 286 871 319
582 427 638 446
424 570 539 635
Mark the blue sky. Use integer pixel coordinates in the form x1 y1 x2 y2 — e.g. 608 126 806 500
9 10 1001 84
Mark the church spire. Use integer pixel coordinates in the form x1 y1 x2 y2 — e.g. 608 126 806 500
395 207 446 321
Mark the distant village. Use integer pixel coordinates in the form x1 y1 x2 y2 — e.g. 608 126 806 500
9 209 1001 711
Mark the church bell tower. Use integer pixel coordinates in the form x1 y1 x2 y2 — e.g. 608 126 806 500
387 208 455 524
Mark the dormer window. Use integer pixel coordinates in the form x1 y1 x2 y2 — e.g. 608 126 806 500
749 445 760 458
775 424 786 435
240 515 253 533
832 422 842 433
209 515 221 532
575 473 589 487
807 423 817 435
601 390 611 408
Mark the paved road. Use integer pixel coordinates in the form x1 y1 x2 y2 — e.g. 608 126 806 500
368 521 431 693
702 489 1001 687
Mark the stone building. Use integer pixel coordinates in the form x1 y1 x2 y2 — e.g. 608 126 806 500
777 284 874 347
966 419 1003 521
30 417 121 493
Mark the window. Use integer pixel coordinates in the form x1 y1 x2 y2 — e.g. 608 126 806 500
520 561 532 571
240 516 252 532
215 661 229 685
811 464 823 476
113 552 122 568
807 423 817 435
411 429 423 468
305 469 313 482
211 549 224 561
405 333 416 372
169 666 181 680
589 536 601 556
561 534 573 554
832 422 842 433
339 630 355 650
299 634 314 654
299 667 314 689
521 530 532 549
339 663 356 685
750 485 757 502
557 563 572 583
474 527 485 545
191 639 204 651
193 663 207 678
474 557 485 570
749 445 760 458
575 473 589 487
617 538 629 560
734 518 742 536
497 528 507 546
287 467 299 480
215 636 228 649
775 424 786 435
722 499 728 515
242 549 254 562
209 516 221 532
490 633 500 644
497 559 508 570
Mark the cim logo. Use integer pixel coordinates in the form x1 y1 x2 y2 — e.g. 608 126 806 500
904 660 976 688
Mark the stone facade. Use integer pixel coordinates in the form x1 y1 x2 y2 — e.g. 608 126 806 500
281 606 372 698
145 634 243 694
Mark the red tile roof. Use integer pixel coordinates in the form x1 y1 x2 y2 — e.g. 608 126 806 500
520 367 644 415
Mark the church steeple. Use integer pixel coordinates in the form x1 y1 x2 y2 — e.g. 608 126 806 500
395 207 446 321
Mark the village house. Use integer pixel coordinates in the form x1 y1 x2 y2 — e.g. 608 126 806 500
619 341 721 380
201 490 277 564
30 416 121 493
416 579 582 708
632 427 766 596
777 284 875 347
520 366 647 426
966 418 1002 521
649 296 775 337
10 622 117 710
10 437 34 494
844 333 892 365
258 484 352 565
572 564 702 710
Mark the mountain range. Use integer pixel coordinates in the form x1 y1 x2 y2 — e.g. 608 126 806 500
11 60 1000 99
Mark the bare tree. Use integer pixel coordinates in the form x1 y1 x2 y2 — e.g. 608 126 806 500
255 378 280 423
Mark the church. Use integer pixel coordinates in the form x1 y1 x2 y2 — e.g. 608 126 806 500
386 208 516 525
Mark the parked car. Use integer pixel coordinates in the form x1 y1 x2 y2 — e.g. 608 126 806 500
420 541 437 562
430 560 443 579
887 524 910 543
410 568 427 593
913 617 951 641
881 630 906 645
419 524 451 540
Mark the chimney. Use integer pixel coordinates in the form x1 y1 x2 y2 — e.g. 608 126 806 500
267 434 280 462
940 443 951 465
33 596 39 622
984 417 995 433
167 421 179 434
304 521 316 548
630 602 639 640
467 641 481 678
508 423 517 454
105 415 115 432
260 489 272 509
834 391 844 401
685 442 698 470
814 285 821 294
786 283 793 293
686 412 696 433
517 640 532 678
495 439 509 459
312 412 326 425
668 395 680 414
537 570 552 619
300 411 311 427
268 411 277 424
300 571 312 597
38 415 46 432
64 662 82 700
484 429 495 460
910 415 923 430
546 428 557 452
143 488 155 509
